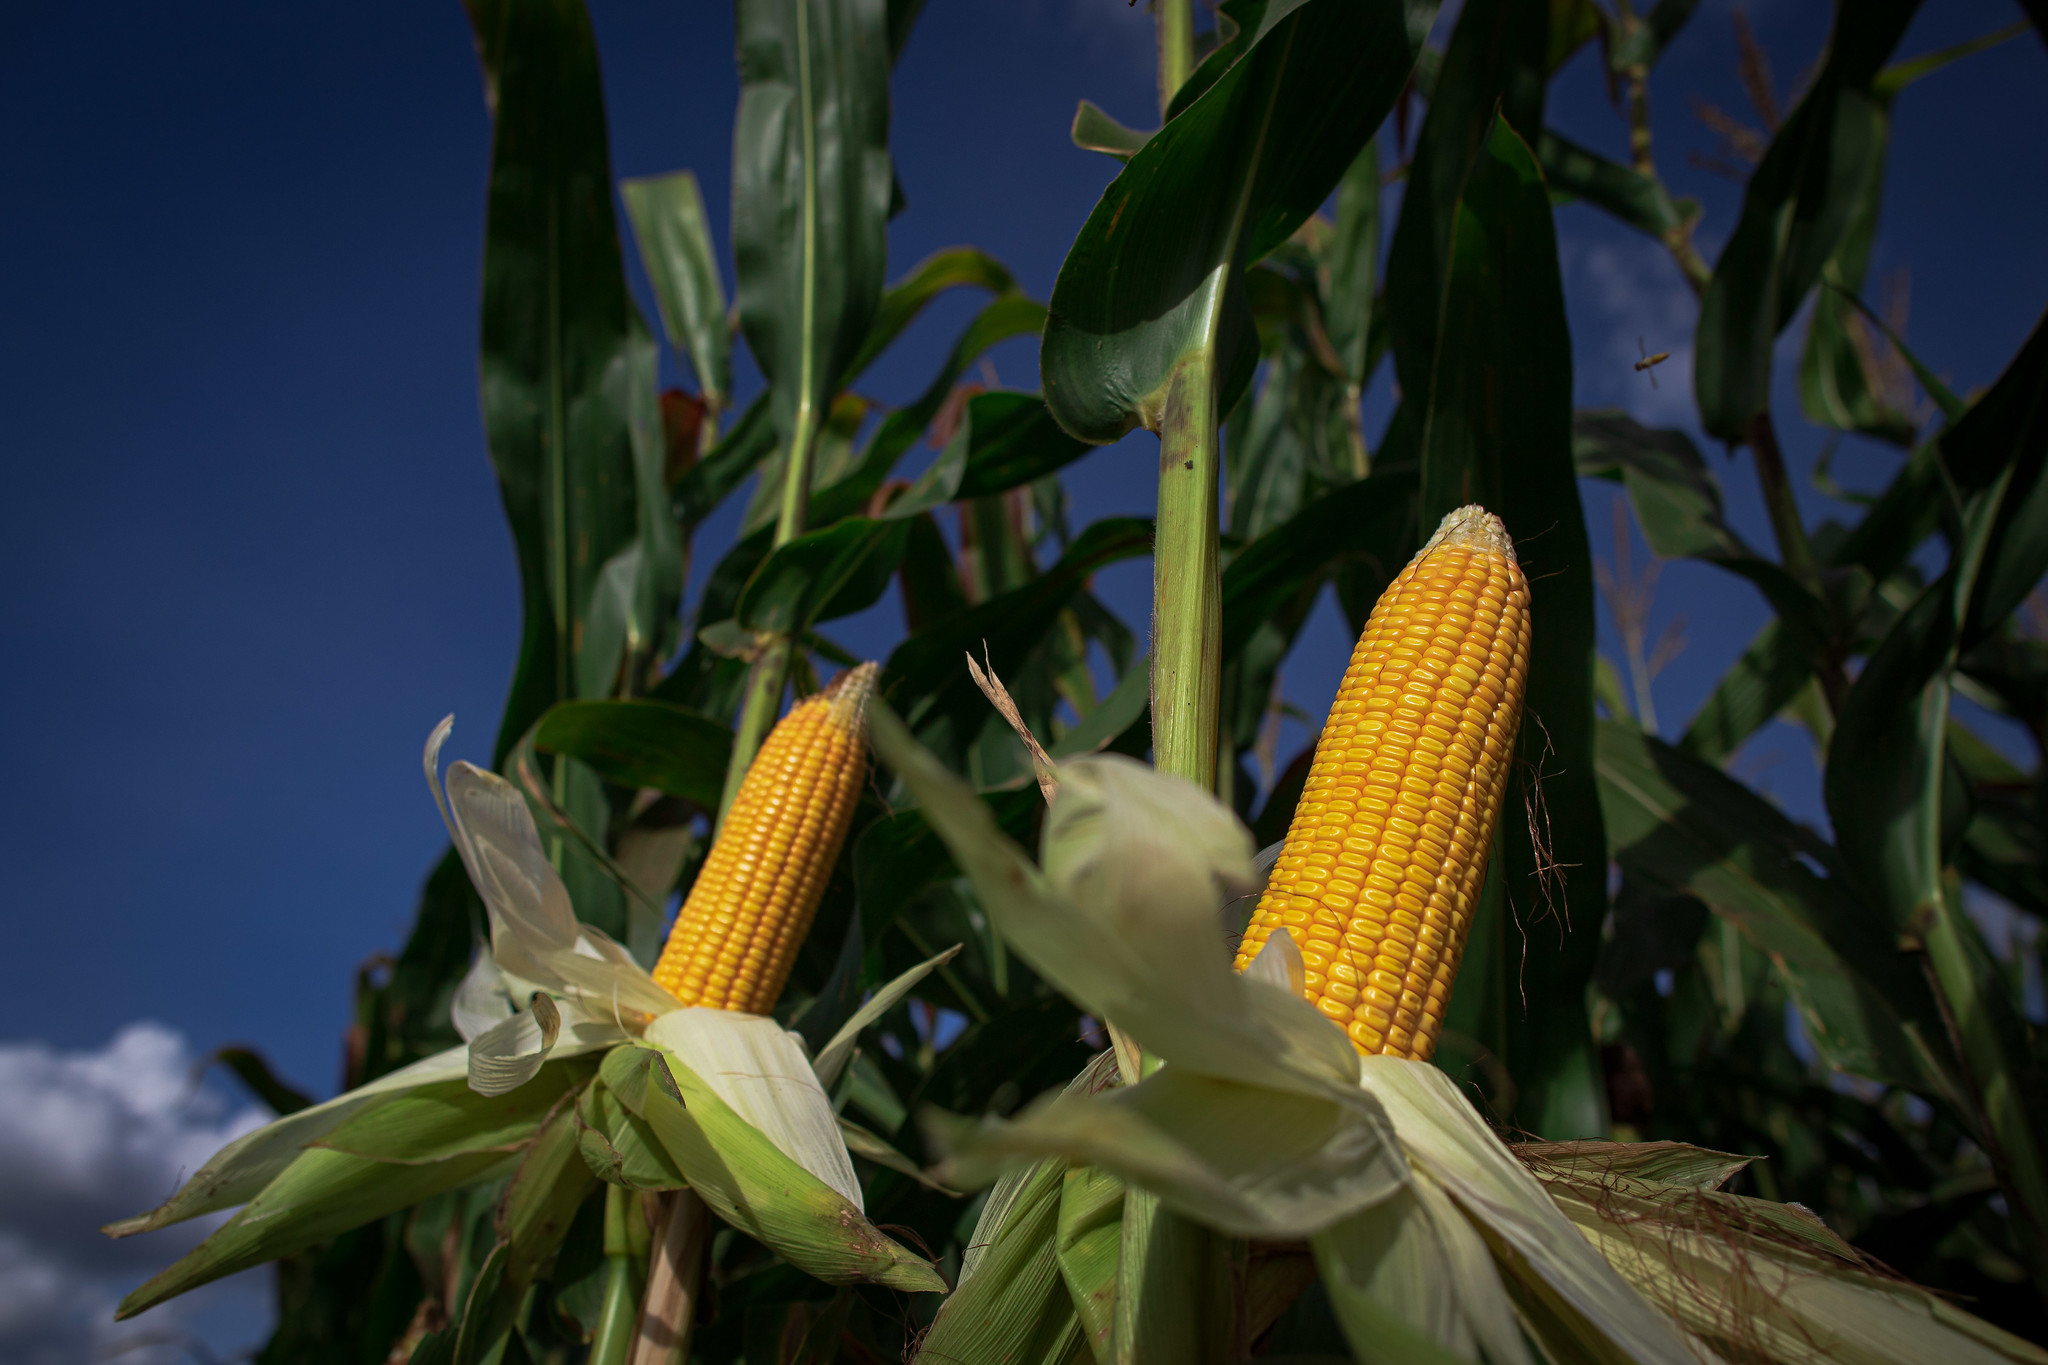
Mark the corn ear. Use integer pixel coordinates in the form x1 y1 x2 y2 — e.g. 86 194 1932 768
1235 506 1530 1060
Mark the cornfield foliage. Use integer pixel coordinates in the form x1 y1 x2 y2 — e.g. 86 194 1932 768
104 0 2048 1361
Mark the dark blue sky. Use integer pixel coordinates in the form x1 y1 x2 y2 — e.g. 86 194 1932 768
4 0 2044 1107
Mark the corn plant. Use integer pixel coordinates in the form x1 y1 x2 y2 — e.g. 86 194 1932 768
100 0 2048 1361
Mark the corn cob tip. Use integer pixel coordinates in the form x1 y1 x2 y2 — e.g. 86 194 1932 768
819 661 881 734
1418 504 1517 564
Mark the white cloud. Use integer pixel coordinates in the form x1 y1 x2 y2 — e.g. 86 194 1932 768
0 1024 274 1365
1562 229 1703 428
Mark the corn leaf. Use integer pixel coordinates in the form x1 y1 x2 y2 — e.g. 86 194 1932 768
875 709 1362 1102
733 0 892 450
1826 308 2048 1288
1313 1171 1529 1365
1057 1165 1124 1365
614 1044 943 1291
645 1010 861 1206
882 517 1153 760
812 943 963 1089
496 1087 597 1296
103 1043 475 1239
1417 111 1606 1138
737 516 913 635
532 699 731 808
620 170 730 411
1530 1145 2048 1365
116 1146 517 1320
1596 719 1954 1098
1693 0 1922 441
576 1077 688 1191
931 1065 1405 1239
842 245 1020 388
1384 0 1550 420
914 1156 1085 1364
1537 130 1696 242
463 0 650 765
1356 1058 1692 1365
312 1064 586 1164
1041 0 1437 443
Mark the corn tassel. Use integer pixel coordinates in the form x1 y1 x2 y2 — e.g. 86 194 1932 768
651 662 878 1014
1233 506 1530 1061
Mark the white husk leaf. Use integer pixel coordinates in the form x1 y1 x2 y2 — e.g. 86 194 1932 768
869 710 1360 1105
1243 926 1304 997
647 1008 863 1209
1358 1057 1694 1365
936 1065 1405 1239
466 993 561 1097
451 948 516 1044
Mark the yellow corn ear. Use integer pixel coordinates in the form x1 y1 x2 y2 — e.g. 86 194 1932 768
1233 506 1530 1061
651 662 878 1014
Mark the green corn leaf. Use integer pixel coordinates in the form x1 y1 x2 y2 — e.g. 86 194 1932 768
1826 309 2048 1290
1678 439 1950 763
1796 118 1921 447
464 0 652 764
1607 0 1702 71
677 394 776 531
496 1088 597 1296
621 169 731 412
929 1064 1405 1239
766 294 1049 535
853 787 1043 936
1417 113 1605 1138
312 1065 587 1165
1313 1172 1527 1365
1693 0 1922 441
576 1078 688 1191
1322 139 1381 391
952 392 1094 502
1944 309 2048 640
1056 1165 1124 1365
1220 470 1417 659
1048 652 1151 761
841 245 1020 386
105 1044 477 1239
532 699 731 808
618 1046 944 1291
1070 98 1150 164
736 516 913 635
1537 129 1696 241
1596 719 1955 1098
1384 0 1549 420
882 516 1152 754
116 1146 517 1320
913 1156 1085 1365
1041 0 1436 444
733 0 893 454
1573 410 1829 646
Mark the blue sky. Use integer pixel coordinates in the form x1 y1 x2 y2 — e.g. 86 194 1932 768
2 0 2044 1357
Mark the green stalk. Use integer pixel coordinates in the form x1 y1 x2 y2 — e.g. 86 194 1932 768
586 1186 648 1365
718 0 826 824
1155 0 1195 120
1151 358 1223 790
718 401 815 820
